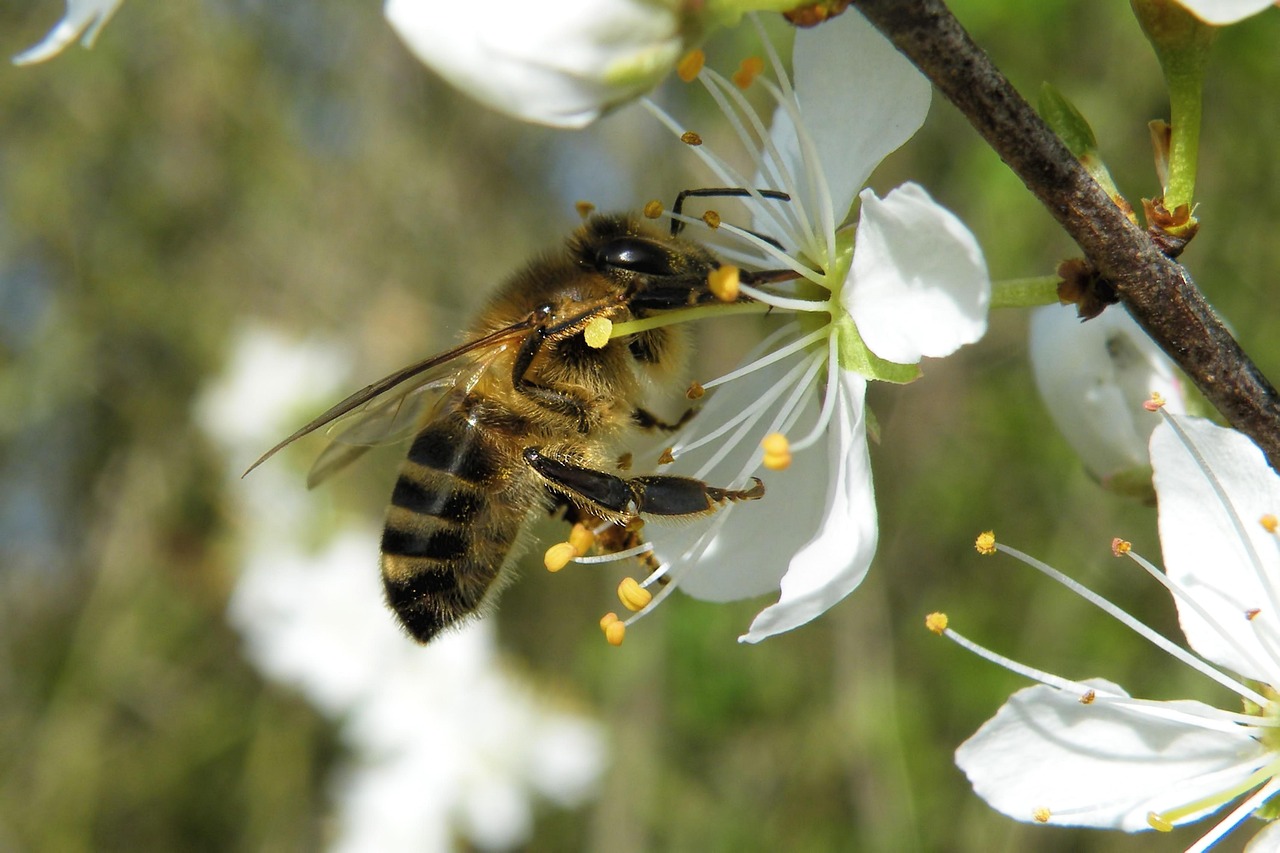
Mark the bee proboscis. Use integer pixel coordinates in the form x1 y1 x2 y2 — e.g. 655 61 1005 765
248 205 795 643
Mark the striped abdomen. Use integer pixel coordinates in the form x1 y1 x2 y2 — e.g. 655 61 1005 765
380 407 525 642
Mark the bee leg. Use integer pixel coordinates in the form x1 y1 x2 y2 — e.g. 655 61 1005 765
631 406 695 433
524 448 764 520
510 325 593 432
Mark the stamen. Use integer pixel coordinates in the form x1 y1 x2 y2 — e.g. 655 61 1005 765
618 577 653 611
699 325 828 392
701 210 721 229
784 333 841 454
761 432 792 470
1032 807 1052 823
1263 514 1278 534
575 200 596 218
709 265 740 302
975 531 997 555
544 542 578 572
925 612 948 634
1111 538 1131 556
574 542 654 565
643 199 664 219
732 56 765 89
680 130 703 146
1184 773 1280 853
584 316 612 348
1143 391 1167 412
657 447 674 465
676 49 705 82
673 354 815 459
569 523 595 555
1079 690 1096 704
1146 812 1174 832
1151 759 1280 845
686 381 705 400
600 612 626 646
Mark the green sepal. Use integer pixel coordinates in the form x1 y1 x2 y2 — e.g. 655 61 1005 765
835 316 920 384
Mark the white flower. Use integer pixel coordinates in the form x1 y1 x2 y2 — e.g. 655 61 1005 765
13 0 123 66
1175 0 1277 25
587 11 989 643
948 413 1280 849
384 0 754 128
1029 302 1187 483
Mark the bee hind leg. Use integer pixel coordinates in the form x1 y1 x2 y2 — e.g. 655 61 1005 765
523 448 763 521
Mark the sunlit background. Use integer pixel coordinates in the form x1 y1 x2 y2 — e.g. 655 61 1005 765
3 1 1279 850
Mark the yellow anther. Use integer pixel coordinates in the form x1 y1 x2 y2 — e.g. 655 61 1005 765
1247 608 1263 621
732 55 765 89
676 49 705 82
544 542 579 572
708 265 740 302
600 611 619 631
761 432 792 471
1032 807 1052 823
584 316 613 348
605 619 626 646
701 210 721 229
1111 538 1131 557
1079 689 1096 705
1262 514 1278 534
575 200 596 219
680 130 703 146
568 523 595 555
618 577 653 612
686 380 705 400
1147 811 1174 832
975 531 997 555
658 447 675 465
924 612 949 635
1143 391 1167 412
643 199 664 219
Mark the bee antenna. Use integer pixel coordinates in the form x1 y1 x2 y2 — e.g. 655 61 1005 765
668 187 790 238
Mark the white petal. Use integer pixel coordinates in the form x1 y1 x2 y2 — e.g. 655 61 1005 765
792 10 931 222
1151 416 1280 682
1030 303 1188 480
13 0 123 65
846 183 990 364
740 372 877 642
956 679 1270 830
385 0 682 127
1176 0 1276 25
648 345 830 602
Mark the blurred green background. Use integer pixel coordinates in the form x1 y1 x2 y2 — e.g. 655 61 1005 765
2 1 1278 850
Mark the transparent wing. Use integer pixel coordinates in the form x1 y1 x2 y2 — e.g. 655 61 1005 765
243 310 544 479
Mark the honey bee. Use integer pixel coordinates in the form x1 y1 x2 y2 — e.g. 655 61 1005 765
247 202 793 643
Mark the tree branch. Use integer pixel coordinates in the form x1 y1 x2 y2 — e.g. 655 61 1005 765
848 0 1280 469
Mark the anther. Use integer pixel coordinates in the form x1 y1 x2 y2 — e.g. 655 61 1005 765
676 49 705 82
1247 608 1262 621
1143 392 1167 412
643 199 664 219
732 56 765 89
544 542 579 572
686 380 705 400
1262 514 1278 534
1079 689 1096 704
584 316 613 348
708 265 739 302
1147 811 1174 832
975 531 997 555
761 432 792 470
701 210 721 229
1111 538 1131 557
618 577 653 612
925 612 949 634
1032 807 1052 823
680 131 703 146
600 612 626 646
569 523 595 555
658 447 675 465
575 200 596 219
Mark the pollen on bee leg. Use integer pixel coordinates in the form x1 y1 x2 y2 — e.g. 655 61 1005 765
676 49 705 83
1111 538 1131 557
575 200 596 219
1146 811 1174 832
1143 391 1167 412
1031 807 1052 824
584 316 613 348
975 531 997 555
599 612 625 646
643 199 664 219
924 612 949 634
618 577 653 612
761 432 791 470
708 265 739 302
544 542 579 572
732 56 765 89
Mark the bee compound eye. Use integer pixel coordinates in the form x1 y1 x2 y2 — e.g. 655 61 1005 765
597 237 676 277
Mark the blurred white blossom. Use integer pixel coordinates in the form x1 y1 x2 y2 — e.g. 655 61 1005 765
13 0 123 65
1174 0 1277 24
197 324 606 852
1030 303 1187 483
947 414 1280 849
